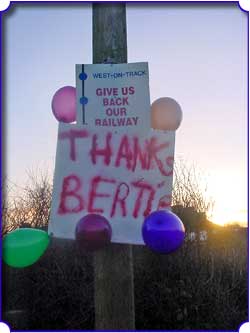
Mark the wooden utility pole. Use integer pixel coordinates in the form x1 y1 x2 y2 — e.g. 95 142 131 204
92 3 135 330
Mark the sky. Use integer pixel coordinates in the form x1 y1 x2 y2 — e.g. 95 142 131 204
3 3 248 226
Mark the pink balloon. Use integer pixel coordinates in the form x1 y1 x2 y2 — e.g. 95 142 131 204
151 97 183 131
51 86 76 123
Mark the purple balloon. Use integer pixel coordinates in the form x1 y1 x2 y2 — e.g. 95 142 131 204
75 214 112 251
142 210 185 254
51 86 76 123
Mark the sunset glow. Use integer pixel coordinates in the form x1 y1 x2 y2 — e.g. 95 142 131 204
207 173 247 226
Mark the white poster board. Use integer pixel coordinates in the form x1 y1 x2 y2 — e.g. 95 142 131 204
48 62 176 245
75 62 150 134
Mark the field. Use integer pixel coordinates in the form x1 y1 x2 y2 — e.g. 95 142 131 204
2 228 248 331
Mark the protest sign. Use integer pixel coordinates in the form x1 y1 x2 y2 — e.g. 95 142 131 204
49 62 176 244
75 62 150 134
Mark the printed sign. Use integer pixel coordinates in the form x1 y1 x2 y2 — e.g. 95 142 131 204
49 62 176 244
75 62 150 134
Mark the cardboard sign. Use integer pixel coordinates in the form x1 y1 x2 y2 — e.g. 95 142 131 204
49 62 176 244
48 125 175 244
75 62 150 134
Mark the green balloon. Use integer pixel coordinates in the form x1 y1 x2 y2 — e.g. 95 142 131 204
2 228 50 268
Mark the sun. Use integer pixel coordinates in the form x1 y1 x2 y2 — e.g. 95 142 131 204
206 172 247 227
210 208 247 227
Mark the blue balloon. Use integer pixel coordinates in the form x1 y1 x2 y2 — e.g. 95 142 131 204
142 210 185 254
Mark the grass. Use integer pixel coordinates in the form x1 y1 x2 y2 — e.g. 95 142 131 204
2 229 248 331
